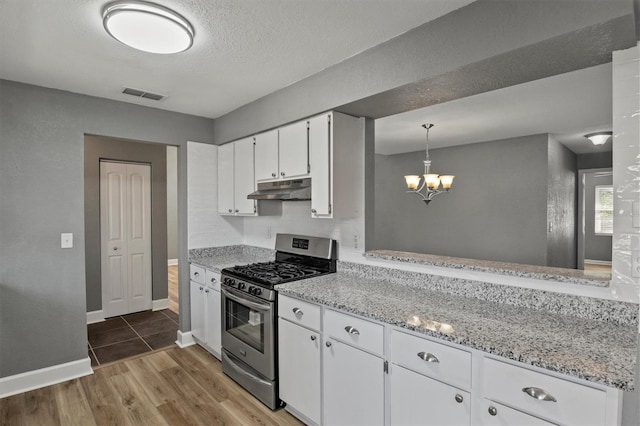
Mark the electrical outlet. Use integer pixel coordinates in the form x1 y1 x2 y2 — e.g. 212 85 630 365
61 233 73 249
353 234 359 249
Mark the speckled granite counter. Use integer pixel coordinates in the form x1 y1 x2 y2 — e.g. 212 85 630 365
277 273 637 391
365 250 611 287
189 245 274 272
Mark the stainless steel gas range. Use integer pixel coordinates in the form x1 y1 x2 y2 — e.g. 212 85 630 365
220 234 337 410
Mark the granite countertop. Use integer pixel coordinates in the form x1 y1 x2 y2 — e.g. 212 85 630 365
365 250 611 287
189 246 274 273
277 273 637 391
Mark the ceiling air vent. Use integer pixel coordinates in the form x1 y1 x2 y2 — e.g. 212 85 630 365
122 87 166 101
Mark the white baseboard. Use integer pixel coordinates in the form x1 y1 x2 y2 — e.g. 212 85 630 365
584 259 612 266
152 298 169 311
168 259 178 266
86 310 105 324
0 357 93 399
176 330 195 348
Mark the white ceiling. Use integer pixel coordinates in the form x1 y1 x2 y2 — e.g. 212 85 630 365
0 0 473 119
375 63 614 155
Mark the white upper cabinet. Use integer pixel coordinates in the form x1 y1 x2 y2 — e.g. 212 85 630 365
217 137 257 216
217 143 235 215
308 111 362 219
278 120 309 179
254 129 279 181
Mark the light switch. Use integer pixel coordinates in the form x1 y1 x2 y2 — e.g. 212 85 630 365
61 233 73 249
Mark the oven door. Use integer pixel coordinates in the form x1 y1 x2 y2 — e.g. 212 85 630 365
221 286 275 380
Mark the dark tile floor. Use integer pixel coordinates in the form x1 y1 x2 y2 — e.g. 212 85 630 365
88 309 179 366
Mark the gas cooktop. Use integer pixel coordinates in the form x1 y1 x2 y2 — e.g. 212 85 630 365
223 260 327 286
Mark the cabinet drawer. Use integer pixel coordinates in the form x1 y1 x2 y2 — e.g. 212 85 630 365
483 358 607 425
324 309 383 355
278 295 321 331
190 264 205 284
391 329 471 391
480 400 555 426
205 269 220 291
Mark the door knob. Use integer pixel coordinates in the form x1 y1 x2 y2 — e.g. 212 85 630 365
325 341 332 347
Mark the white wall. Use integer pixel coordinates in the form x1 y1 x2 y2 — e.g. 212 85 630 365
187 142 243 248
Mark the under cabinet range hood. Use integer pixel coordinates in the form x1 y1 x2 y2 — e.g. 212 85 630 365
247 178 311 201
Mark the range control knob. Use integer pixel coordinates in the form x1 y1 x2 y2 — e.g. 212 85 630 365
247 286 255 294
253 287 262 296
238 282 246 290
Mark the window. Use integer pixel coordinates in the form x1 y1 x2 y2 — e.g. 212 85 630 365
595 185 613 235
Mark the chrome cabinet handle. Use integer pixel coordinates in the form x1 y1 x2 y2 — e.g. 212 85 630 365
281 171 285 176
488 406 497 416
210 277 217 283
228 209 233 213
271 173 276 177
522 387 557 402
205 289 209 293
311 208 317 213
199 286 203 291
235 209 239 213
292 307 303 317
193 271 199 276
325 341 332 347
455 394 463 403
417 352 439 363
113 247 119 251
310 335 317 341
344 326 360 335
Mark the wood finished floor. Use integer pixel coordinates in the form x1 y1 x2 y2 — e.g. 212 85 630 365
0 345 303 426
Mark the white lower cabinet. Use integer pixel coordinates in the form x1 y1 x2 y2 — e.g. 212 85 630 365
190 266 221 358
276 296 621 426
278 318 321 425
480 400 555 426
390 365 470 426
323 337 384 426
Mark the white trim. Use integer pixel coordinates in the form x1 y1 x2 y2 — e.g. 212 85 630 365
175 330 196 348
168 258 178 266
585 259 613 266
0 357 93 398
152 298 169 311
86 310 105 324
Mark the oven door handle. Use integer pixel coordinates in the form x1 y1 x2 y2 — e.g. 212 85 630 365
222 287 271 312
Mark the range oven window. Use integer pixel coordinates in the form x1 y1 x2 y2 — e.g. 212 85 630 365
225 296 265 353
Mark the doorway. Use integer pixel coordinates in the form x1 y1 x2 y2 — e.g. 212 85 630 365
577 168 613 272
100 161 152 317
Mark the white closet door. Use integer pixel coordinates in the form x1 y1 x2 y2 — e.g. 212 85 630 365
100 161 152 317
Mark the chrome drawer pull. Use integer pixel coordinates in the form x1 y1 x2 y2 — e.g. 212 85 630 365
454 394 463 403
292 307 303 317
522 387 557 402
310 335 317 341
193 271 199 276
325 341 332 347
344 326 360 335
488 406 497 416
417 351 439 363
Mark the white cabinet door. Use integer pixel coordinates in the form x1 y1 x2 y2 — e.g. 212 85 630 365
390 365 470 426
323 338 384 426
217 143 234 214
205 288 221 356
233 137 256 215
190 280 205 342
255 130 279 181
278 319 321 425
309 113 331 217
279 120 309 179
480 400 555 426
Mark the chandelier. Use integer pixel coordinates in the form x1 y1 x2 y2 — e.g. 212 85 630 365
404 124 454 205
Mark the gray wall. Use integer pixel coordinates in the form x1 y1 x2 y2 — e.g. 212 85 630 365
546 138 577 269
84 135 168 313
374 134 550 265
0 80 214 378
167 146 178 260
577 151 613 170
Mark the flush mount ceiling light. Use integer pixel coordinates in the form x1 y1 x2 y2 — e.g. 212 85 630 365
404 124 455 205
585 131 613 146
102 1 194 54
